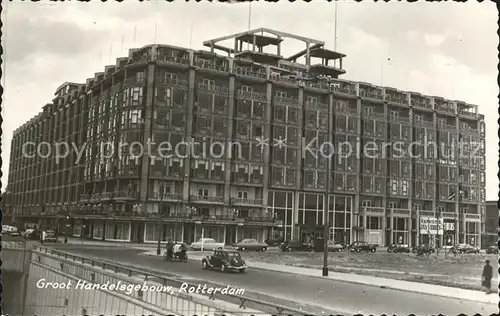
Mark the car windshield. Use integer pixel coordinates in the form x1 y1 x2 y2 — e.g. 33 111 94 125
46 231 55 236
226 252 241 259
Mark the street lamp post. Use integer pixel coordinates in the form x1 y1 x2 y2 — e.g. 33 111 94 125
323 98 333 277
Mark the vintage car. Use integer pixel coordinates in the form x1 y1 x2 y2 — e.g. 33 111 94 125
201 249 247 273
411 244 435 254
486 245 499 254
452 244 480 254
280 239 314 252
233 239 268 251
387 243 411 253
347 241 378 253
190 238 225 251
328 241 347 252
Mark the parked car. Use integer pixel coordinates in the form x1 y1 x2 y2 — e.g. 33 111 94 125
411 244 435 254
44 230 58 242
233 239 268 251
387 243 411 253
452 244 480 254
280 240 313 252
347 241 378 253
190 238 225 251
265 238 284 247
486 245 499 254
23 228 41 240
327 241 347 252
201 249 247 273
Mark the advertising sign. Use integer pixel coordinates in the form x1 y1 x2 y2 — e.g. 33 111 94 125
420 217 444 235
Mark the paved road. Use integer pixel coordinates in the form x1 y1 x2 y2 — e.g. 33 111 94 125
47 244 496 315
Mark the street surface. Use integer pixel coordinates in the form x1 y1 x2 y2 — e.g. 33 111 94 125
46 244 496 315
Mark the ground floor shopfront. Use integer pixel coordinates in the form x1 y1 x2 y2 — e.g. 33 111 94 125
70 219 270 244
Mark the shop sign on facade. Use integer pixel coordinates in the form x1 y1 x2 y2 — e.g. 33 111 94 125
420 217 444 235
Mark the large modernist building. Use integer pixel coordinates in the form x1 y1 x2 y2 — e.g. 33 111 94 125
5 28 486 247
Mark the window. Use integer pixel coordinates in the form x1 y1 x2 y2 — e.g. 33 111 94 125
237 121 249 137
390 111 399 121
287 107 298 123
274 106 286 121
202 79 215 87
306 96 317 104
237 191 248 199
388 201 397 209
253 102 264 119
131 87 143 104
241 85 253 92
276 91 287 98
363 106 373 117
252 123 263 138
361 200 372 208
336 101 346 112
198 188 208 196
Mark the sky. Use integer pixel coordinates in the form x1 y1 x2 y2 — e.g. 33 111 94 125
1 1 498 200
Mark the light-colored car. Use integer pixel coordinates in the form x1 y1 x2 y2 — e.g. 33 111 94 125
190 238 225 251
233 239 268 251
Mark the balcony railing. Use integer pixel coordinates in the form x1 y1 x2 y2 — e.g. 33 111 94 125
464 213 481 220
459 111 477 118
197 83 229 94
385 93 409 105
411 98 433 110
390 208 411 216
80 193 90 201
114 190 139 199
442 212 456 218
359 207 384 214
156 56 190 66
190 195 224 203
195 60 229 73
419 210 435 217
329 81 356 96
232 67 267 80
304 80 330 91
236 89 267 101
271 75 298 85
231 198 263 206
274 96 299 106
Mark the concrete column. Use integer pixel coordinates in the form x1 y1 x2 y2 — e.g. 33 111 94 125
140 60 157 214
224 71 235 212
293 87 304 238
408 215 412 246
102 220 106 241
183 51 196 201
128 222 132 241
263 80 272 213
223 225 227 244
193 223 197 241
181 224 185 243
389 211 394 244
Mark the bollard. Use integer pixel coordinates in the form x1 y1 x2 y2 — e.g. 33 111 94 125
64 237 68 243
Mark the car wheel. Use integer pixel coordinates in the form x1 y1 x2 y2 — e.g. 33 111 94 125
220 264 226 273
371 248 376 253
287 247 292 252
202 261 208 269
261 247 267 252
240 247 246 251
387 249 392 253
239 268 246 273
356 249 361 252
406 249 410 253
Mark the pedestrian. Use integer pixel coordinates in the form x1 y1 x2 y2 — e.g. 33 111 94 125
482 259 493 294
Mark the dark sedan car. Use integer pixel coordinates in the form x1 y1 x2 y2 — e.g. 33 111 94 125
280 240 313 252
202 249 247 273
486 245 498 254
233 239 268 251
412 244 435 254
452 244 480 254
348 241 378 252
387 243 411 253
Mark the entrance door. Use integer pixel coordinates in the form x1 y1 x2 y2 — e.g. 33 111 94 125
225 225 236 245
183 223 195 244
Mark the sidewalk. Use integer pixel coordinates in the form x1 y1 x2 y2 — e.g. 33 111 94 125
182 252 497 305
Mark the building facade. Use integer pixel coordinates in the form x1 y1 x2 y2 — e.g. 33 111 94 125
6 28 486 247
483 201 498 247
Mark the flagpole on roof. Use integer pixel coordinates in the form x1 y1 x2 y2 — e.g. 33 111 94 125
333 0 338 67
